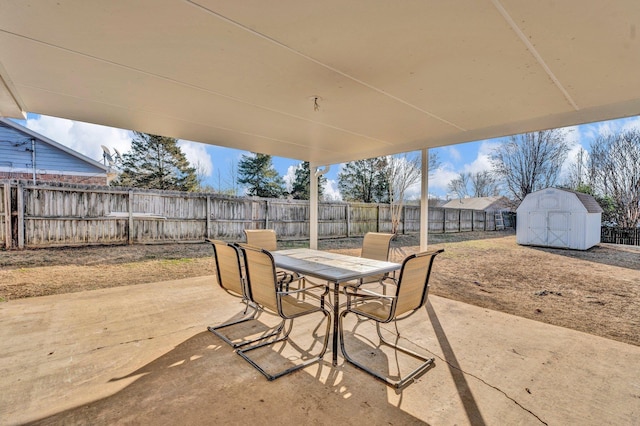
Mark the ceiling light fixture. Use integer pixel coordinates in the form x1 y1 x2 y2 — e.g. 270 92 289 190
309 96 322 112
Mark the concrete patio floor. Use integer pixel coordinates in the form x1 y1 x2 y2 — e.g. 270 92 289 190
1 276 639 425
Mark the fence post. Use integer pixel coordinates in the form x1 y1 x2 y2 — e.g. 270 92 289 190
128 190 134 244
17 183 24 249
346 203 351 237
3 182 10 249
443 208 447 233
206 195 211 239
401 205 406 234
377 204 380 232
265 200 269 229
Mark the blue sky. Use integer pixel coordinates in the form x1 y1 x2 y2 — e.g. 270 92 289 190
14 113 640 200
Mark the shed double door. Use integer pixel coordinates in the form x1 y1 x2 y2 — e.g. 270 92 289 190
528 211 571 247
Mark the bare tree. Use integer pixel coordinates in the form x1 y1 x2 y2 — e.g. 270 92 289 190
385 151 440 235
470 170 500 197
589 130 640 228
448 170 499 199
564 147 590 190
193 159 215 192
448 172 470 199
224 159 240 196
491 130 571 202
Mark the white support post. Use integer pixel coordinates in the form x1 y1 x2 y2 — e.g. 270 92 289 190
310 162 319 249
420 149 429 252
310 163 330 250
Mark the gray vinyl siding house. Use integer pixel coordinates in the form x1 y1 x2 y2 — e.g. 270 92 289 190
0 118 109 185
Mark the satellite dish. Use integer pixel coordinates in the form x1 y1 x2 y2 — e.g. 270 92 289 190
100 145 114 165
113 148 123 160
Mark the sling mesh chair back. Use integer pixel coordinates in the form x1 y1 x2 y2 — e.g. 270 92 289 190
359 232 394 285
339 249 444 389
244 228 298 288
206 239 281 348
236 245 331 381
244 229 278 251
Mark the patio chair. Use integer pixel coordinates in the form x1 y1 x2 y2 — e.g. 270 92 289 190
236 245 331 381
339 249 444 389
359 232 395 286
244 229 298 288
205 239 281 348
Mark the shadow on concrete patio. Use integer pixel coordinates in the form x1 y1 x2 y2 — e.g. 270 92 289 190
1 276 638 425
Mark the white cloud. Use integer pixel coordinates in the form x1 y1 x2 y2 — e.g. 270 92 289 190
404 181 422 200
447 146 461 162
621 116 640 132
463 140 498 174
25 115 131 163
556 126 584 181
322 179 342 201
427 140 501 197
178 140 214 176
283 164 298 192
429 163 459 197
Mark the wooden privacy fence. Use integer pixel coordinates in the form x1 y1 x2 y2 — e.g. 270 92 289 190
1 181 504 249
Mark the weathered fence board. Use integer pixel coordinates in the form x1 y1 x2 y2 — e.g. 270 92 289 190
1 183 8 248
1 180 510 249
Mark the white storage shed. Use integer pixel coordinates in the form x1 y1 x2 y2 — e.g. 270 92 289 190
517 188 603 250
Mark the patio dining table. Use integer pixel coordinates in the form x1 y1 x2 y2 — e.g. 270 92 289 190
272 248 401 366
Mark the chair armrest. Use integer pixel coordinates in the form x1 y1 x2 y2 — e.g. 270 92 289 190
343 284 395 301
380 275 398 285
279 278 329 298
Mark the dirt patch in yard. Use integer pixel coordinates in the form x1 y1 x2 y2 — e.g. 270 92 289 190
1 231 638 346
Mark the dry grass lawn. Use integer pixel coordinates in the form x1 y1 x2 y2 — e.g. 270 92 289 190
1 230 638 346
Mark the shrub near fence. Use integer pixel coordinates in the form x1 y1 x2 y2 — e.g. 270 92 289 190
2 180 504 249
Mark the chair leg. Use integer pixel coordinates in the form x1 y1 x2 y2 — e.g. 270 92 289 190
339 310 434 390
208 304 286 349
236 309 331 381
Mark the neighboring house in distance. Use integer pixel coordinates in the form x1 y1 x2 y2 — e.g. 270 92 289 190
442 196 512 212
0 117 109 185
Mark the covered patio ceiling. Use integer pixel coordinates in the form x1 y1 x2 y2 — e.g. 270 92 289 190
1 1 640 166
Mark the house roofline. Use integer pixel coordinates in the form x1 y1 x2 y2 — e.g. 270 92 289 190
0 117 109 172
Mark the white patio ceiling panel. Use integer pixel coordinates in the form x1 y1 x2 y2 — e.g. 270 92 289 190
1 0 639 165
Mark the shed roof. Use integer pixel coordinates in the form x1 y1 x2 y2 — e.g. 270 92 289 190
522 188 604 214
559 189 604 214
442 196 510 211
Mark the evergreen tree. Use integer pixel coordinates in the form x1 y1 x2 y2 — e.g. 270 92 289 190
338 158 389 203
111 132 197 191
238 153 286 198
290 162 326 200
